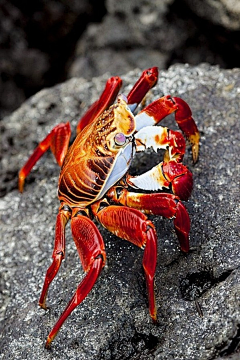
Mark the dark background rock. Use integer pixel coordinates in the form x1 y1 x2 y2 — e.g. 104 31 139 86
0 64 239 359
1 0 240 119
0 0 104 119
184 0 240 30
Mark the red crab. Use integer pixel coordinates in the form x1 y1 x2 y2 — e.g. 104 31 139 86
18 67 200 348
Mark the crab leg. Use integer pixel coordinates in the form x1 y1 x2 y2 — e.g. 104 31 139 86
135 95 200 163
94 205 158 322
45 213 106 348
126 160 193 201
39 206 71 309
18 122 71 192
76 67 159 134
76 76 122 134
127 67 158 112
135 125 186 162
107 189 190 252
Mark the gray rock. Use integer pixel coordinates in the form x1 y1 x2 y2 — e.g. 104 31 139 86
0 1 49 119
68 0 191 79
69 0 240 81
0 64 240 359
0 0 91 119
183 0 240 30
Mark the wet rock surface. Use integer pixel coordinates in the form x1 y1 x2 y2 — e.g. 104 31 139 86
0 64 239 359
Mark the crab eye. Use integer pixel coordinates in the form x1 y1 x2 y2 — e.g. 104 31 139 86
114 132 126 146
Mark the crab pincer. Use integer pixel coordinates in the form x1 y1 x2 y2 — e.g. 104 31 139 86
135 95 200 163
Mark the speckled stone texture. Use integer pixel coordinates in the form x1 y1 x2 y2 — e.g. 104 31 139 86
0 64 239 359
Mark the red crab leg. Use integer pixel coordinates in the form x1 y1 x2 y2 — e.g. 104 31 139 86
18 122 71 192
76 67 159 133
45 214 106 348
94 205 158 322
127 160 193 201
127 67 159 110
135 95 200 163
107 189 190 252
39 206 71 309
76 76 122 134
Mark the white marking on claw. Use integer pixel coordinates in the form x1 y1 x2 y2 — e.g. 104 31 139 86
135 112 156 131
135 126 168 152
129 164 168 191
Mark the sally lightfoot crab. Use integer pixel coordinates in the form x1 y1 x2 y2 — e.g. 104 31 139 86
18 67 200 348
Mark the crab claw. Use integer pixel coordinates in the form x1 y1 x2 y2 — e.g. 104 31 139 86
135 95 200 163
162 160 193 201
172 97 200 164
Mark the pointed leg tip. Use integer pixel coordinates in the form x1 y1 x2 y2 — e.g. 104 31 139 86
190 132 200 164
149 304 157 323
181 245 190 253
45 338 52 349
45 332 57 349
192 144 199 164
193 157 198 165
18 177 25 193
151 313 158 324
39 300 48 310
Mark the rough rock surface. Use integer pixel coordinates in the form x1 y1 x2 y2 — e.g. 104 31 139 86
0 64 239 359
1 0 240 119
184 0 240 30
68 0 240 80
69 0 174 79
0 0 93 119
